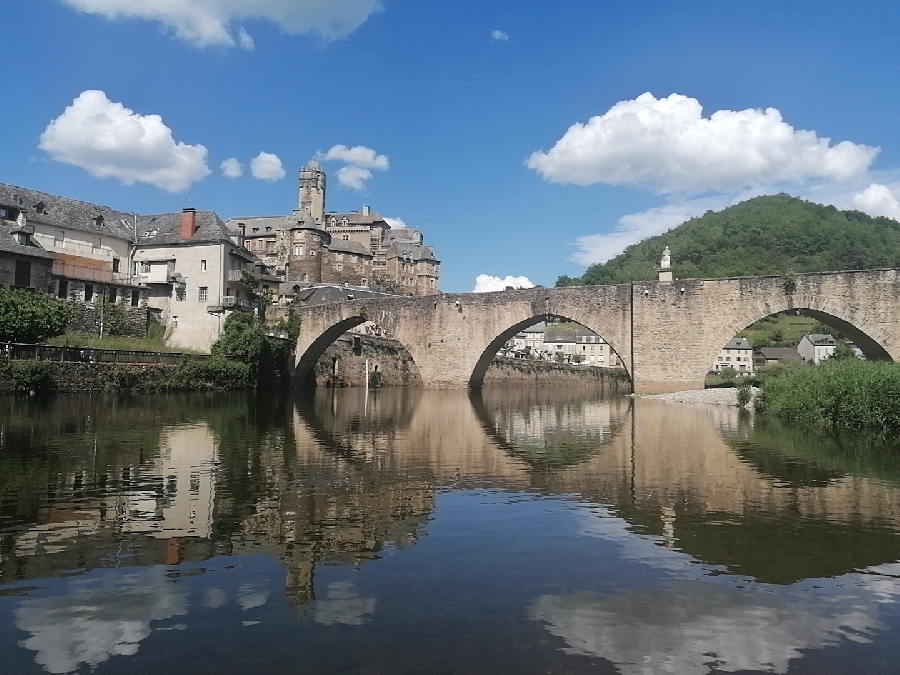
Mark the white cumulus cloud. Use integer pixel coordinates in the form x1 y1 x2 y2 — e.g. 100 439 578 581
490 29 508 41
250 152 285 182
384 217 407 229
319 144 389 191
220 157 243 178
58 0 382 48
473 274 535 293
38 90 210 192
320 144 389 170
527 92 879 194
853 183 900 221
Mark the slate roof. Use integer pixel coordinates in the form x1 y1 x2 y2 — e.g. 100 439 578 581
0 224 54 259
136 211 235 246
325 212 389 228
384 228 423 245
803 333 837 345
225 214 320 236
278 283 395 303
328 239 371 257
0 183 136 241
544 326 603 343
387 241 439 263
723 337 752 350
757 347 801 361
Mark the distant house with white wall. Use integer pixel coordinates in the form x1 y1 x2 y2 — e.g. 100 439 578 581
133 209 259 352
543 326 622 367
511 322 547 354
713 337 754 374
797 333 836 364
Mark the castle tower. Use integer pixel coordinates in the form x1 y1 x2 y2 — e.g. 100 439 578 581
298 160 326 225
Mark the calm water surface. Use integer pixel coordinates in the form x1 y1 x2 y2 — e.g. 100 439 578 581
2 388 900 674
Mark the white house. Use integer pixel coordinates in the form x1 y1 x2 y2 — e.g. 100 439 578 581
543 326 621 367
713 337 754 374
133 209 259 352
797 333 837 364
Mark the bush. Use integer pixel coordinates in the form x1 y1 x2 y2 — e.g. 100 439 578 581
0 288 73 343
755 359 900 433
11 361 53 394
210 312 290 387
736 381 752 408
170 357 253 391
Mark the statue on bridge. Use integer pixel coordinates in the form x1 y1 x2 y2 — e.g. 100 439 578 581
660 246 671 270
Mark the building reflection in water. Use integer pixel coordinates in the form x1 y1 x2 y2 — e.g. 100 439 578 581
2 389 900 674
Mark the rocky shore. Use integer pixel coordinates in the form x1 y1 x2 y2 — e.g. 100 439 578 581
637 387 758 406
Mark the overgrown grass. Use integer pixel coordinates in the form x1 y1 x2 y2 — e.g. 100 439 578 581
170 357 253 390
44 332 204 354
754 360 900 432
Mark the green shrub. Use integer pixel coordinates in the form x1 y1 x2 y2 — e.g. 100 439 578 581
170 357 253 391
755 360 900 433
736 381 752 408
11 361 53 394
0 288 73 343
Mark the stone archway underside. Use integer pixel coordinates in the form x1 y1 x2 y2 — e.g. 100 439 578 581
296 269 900 393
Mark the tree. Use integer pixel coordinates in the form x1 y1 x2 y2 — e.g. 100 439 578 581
828 341 858 361
0 288 73 343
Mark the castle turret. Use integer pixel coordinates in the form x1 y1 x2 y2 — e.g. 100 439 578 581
298 160 326 225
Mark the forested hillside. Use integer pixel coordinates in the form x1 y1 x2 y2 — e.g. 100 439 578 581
557 195 900 287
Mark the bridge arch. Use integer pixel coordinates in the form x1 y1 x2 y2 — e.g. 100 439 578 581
698 294 894 383
293 312 422 388
468 314 631 389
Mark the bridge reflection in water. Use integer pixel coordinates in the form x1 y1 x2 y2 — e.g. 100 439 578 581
1 390 900 674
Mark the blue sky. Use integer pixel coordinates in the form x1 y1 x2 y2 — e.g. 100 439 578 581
3 1 900 292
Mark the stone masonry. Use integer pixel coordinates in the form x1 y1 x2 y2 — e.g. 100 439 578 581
294 269 900 394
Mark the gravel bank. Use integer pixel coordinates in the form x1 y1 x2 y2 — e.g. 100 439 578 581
637 387 758 406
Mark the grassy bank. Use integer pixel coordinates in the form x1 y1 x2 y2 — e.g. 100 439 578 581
754 360 900 432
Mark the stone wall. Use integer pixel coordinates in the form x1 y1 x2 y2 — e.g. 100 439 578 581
0 362 175 394
0 253 51 291
483 357 631 389
65 301 150 338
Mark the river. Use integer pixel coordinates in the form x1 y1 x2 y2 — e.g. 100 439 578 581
1 388 900 674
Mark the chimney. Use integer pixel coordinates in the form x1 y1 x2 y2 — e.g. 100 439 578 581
181 208 197 239
238 223 246 248
362 205 371 216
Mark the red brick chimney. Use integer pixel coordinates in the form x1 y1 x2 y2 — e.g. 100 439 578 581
181 208 197 239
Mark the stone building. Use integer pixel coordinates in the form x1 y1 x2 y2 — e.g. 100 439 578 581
0 219 53 291
226 161 440 296
0 184 148 308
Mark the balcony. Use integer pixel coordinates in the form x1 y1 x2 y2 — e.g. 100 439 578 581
140 267 174 284
52 260 138 286
207 295 252 313
226 269 254 285
49 239 111 258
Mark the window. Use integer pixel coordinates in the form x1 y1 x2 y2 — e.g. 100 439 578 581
198 287 208 302
112 258 120 273
175 287 185 301
84 284 94 302
201 260 207 272
107 288 117 303
343 234 349 240
14 260 31 288
58 280 68 299
141 261 151 273
172 316 178 327
131 290 140 307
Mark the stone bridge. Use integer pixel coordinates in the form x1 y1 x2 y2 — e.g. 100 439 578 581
294 269 900 393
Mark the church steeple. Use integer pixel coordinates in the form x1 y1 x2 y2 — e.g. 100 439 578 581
298 160 326 225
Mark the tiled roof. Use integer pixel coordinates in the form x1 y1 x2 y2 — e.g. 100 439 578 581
0 224 54 259
325 212 389 228
0 183 136 241
757 347 801 360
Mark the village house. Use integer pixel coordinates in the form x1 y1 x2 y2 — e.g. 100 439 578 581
797 333 837 364
133 209 259 352
543 326 622 367
753 347 802 369
713 337 754 374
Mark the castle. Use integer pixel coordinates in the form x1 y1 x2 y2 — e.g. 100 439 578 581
225 161 440 296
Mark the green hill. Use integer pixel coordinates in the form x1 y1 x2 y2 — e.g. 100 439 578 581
557 194 900 287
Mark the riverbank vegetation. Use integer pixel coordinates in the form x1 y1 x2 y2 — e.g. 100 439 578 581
0 287 72 343
754 360 900 433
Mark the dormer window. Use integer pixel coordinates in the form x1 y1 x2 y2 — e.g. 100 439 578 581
34 202 46 215
330 217 337 227
341 217 349 227
92 215 104 227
